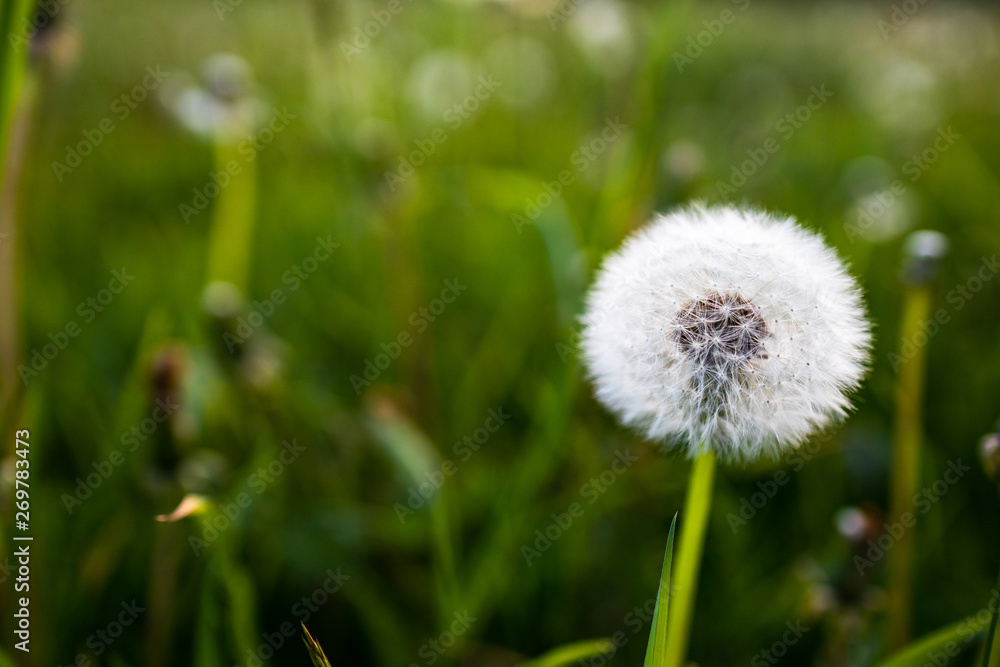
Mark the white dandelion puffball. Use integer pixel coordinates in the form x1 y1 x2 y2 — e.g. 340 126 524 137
581 205 871 461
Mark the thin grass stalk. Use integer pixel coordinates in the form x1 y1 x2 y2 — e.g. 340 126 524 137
0 0 35 150
520 638 616 667
886 284 932 650
0 0 35 404
302 623 333 667
663 448 716 667
431 492 460 630
983 564 1000 667
0 74 35 402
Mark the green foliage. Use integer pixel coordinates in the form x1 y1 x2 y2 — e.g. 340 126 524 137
302 624 333 667
3 1 1000 666
644 514 677 667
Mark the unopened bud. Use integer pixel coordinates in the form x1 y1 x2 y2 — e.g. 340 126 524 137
900 230 949 285
981 432 1000 484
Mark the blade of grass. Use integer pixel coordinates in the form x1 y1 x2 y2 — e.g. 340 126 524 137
0 0 34 403
644 513 679 667
302 623 333 667
430 491 459 621
875 613 990 667
193 571 225 667
0 0 34 154
219 547 260 667
519 638 616 667
982 566 1000 667
365 397 459 622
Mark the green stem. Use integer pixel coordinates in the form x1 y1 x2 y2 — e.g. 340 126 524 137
983 565 1000 667
887 285 932 650
0 0 34 405
206 134 257 292
0 0 35 153
663 448 716 667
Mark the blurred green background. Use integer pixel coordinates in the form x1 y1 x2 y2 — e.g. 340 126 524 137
1 0 999 665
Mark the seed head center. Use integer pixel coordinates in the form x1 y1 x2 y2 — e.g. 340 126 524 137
674 292 768 370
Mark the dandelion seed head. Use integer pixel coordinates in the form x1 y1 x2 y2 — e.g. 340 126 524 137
581 204 872 461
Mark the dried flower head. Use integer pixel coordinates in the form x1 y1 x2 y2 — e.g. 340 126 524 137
581 205 871 461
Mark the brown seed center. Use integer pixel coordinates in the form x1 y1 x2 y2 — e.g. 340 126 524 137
673 292 769 371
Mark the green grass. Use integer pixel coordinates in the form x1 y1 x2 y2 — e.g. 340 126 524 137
2 1 1000 665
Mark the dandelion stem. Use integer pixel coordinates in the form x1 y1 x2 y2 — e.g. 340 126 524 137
887 284 932 651
206 134 257 291
663 448 716 667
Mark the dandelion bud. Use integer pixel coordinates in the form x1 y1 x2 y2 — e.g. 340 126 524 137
150 343 186 411
981 431 1000 485
201 53 253 103
201 281 248 360
581 205 871 461
835 506 871 543
161 53 264 141
900 230 949 285
201 280 245 321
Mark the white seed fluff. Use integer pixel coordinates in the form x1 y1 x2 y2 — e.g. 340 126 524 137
581 205 872 461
